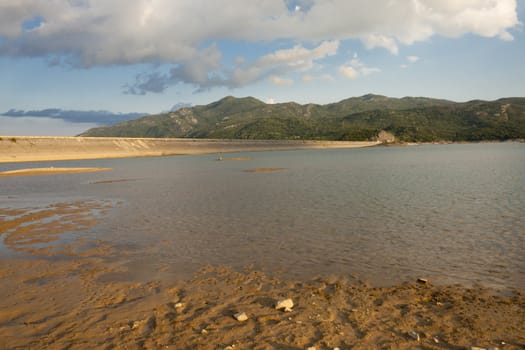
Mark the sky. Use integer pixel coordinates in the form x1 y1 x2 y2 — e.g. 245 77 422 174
1 0 524 136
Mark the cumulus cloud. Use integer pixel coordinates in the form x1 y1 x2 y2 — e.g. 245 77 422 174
339 66 358 79
0 0 519 91
339 53 381 79
126 41 337 94
1 1 519 62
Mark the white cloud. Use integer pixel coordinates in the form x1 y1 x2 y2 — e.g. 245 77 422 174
0 0 518 64
339 66 358 79
266 98 276 104
407 55 420 63
269 76 294 86
257 41 339 70
0 0 519 91
126 41 336 94
339 53 381 79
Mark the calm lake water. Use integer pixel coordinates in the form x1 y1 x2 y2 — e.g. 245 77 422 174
1 143 524 290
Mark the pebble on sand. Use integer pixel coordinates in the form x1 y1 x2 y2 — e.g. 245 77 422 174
275 298 294 312
417 278 429 284
408 331 420 341
233 312 248 322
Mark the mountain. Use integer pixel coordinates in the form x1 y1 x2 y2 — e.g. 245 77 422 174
79 95 525 142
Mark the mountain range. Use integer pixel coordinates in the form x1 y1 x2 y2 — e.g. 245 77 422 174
79 94 525 142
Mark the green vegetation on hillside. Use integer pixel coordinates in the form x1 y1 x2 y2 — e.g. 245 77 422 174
80 94 525 142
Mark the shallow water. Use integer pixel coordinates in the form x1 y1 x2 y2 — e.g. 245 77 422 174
1 143 524 290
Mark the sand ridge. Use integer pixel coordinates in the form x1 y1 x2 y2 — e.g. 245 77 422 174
0 136 380 163
0 167 112 177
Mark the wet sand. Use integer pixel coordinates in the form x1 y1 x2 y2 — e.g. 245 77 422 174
0 202 524 349
0 136 379 163
245 168 287 173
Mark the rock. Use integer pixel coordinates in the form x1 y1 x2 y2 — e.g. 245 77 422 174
433 337 439 343
417 278 429 284
275 298 294 312
470 347 486 350
408 331 420 341
200 329 208 335
174 302 183 308
306 347 316 350
233 312 248 322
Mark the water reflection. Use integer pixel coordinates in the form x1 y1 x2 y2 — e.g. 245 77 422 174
1 143 524 290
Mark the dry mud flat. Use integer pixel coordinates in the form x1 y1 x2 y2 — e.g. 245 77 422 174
0 136 379 163
0 202 524 350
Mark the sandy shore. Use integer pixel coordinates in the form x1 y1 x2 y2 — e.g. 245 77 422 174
0 201 523 349
0 167 111 177
0 136 379 163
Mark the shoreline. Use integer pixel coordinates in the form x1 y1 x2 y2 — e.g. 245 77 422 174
0 136 379 163
1 200 524 349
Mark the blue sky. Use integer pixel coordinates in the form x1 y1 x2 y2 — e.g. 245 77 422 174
1 0 524 124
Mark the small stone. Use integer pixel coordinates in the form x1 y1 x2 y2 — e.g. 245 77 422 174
433 337 439 343
333 348 341 350
174 303 183 308
417 278 429 284
275 298 294 311
408 331 420 341
201 329 208 335
306 347 316 350
488 347 500 350
233 312 248 322
470 347 486 350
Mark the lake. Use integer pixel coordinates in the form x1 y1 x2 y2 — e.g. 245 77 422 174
1 143 524 290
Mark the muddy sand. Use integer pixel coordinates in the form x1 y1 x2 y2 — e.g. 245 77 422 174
1 201 524 350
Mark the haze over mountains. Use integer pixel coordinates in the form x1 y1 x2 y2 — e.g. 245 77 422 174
2 109 146 125
80 94 525 142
